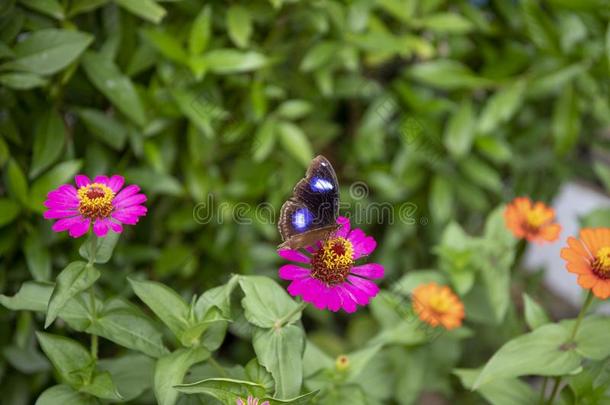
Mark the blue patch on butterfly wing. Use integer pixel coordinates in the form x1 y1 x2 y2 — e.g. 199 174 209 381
292 208 313 231
310 177 334 192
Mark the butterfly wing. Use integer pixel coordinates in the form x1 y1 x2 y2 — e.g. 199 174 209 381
278 155 340 249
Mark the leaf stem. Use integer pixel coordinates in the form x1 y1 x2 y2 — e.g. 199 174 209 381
276 301 308 329
208 356 228 378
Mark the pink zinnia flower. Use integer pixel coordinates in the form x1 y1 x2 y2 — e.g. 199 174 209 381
43 174 147 238
278 216 384 313
236 396 269 405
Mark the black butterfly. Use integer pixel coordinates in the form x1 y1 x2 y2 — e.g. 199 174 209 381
278 155 340 250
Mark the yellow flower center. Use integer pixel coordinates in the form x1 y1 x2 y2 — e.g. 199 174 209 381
593 247 610 276
311 237 354 285
526 210 546 229
428 294 450 313
335 355 350 371
77 183 115 220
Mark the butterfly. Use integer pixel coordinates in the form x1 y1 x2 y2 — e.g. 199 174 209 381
278 155 340 250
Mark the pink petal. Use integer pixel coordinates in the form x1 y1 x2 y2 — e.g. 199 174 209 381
278 249 311 263
44 208 79 219
347 275 379 298
75 175 91 188
107 175 125 192
108 220 123 233
334 216 351 238
93 175 109 185
325 286 342 312
113 185 141 204
350 263 384 279
112 206 147 224
51 216 85 232
44 198 78 209
236 399 245 405
279 264 311 280
68 217 90 238
114 193 147 209
343 282 372 306
93 219 109 237
261 402 270 405
348 228 377 259
336 286 358 313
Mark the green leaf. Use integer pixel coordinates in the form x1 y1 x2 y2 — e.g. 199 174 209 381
521 0 558 52
429 175 453 223
418 13 474 33
45 261 100 328
20 0 65 19
238 276 302 329
78 232 120 264
552 83 580 156
115 0 166 23
30 109 66 178
253 118 277 162
276 100 313 120
189 5 212 55
129 278 190 338
460 157 502 193
0 72 48 89
444 100 475 158
455 368 538 405
474 323 581 388
5 158 28 205
300 41 339 72
87 298 168 358
36 332 94 388
81 51 147 127
79 371 122 400
98 354 154 402
478 80 526 134
77 108 127 150
24 231 51 281
227 6 252 48
277 121 313 168
0 198 20 227
253 325 305 399
0 281 53 311
29 160 82 213
573 317 610 360
202 49 267 74
175 378 266 403
142 29 188 64
523 293 550 330
35 385 96 405
67 0 109 17
154 347 210 405
1 29 92 75
409 60 493 90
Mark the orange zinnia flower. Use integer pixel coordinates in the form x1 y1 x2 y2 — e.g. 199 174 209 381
561 228 610 299
412 282 465 330
504 197 561 243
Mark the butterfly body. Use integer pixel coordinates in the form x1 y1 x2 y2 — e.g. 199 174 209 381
278 155 340 250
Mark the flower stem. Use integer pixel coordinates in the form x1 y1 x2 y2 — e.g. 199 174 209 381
276 301 308 329
88 234 99 359
547 377 562 405
546 291 594 404
538 377 548 404
569 290 594 342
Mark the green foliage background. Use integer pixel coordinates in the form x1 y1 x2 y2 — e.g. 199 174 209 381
0 0 609 404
